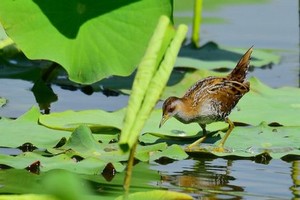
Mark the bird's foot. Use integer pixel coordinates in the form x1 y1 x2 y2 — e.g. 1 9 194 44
185 136 207 151
212 144 232 153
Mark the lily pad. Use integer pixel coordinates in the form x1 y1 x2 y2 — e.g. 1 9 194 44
230 77 300 126
176 42 280 70
187 122 300 159
39 109 124 132
0 0 172 84
0 110 188 174
0 106 70 148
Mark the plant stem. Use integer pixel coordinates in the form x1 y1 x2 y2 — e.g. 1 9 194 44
192 0 202 48
123 141 137 198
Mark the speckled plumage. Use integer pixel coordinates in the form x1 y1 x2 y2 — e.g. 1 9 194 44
160 47 253 150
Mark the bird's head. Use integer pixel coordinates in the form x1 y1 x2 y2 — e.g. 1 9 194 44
159 96 181 128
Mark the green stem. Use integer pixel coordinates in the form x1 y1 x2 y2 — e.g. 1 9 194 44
192 0 202 48
123 141 137 198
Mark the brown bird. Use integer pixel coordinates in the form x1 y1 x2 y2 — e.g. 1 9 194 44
159 47 253 151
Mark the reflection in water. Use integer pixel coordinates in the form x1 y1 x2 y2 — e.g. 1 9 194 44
153 157 297 199
156 158 244 199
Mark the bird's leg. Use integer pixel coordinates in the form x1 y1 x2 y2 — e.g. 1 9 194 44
186 124 207 150
217 117 234 148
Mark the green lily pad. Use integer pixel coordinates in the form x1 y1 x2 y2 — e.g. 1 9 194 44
0 106 70 148
0 110 188 174
39 109 124 132
188 122 300 159
176 42 280 70
0 0 172 84
230 77 300 126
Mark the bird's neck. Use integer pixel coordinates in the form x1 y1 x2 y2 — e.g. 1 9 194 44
174 98 195 123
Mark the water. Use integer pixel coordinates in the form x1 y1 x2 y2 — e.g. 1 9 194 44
0 0 299 199
199 0 299 88
152 158 299 199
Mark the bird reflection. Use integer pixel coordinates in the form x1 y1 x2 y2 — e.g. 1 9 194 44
158 158 244 199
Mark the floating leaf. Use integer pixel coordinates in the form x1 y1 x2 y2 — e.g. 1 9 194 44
176 42 280 70
187 122 300 159
39 109 124 132
150 144 188 161
0 106 70 148
0 0 172 83
230 77 300 126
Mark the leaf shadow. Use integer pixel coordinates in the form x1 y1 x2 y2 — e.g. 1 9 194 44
179 41 259 63
33 0 140 38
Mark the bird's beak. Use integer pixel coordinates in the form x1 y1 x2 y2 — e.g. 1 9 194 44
159 114 170 128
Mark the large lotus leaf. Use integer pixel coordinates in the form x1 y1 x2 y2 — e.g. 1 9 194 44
39 109 124 131
0 152 118 174
82 44 279 96
53 124 187 163
0 0 172 84
142 122 300 159
176 42 280 70
39 108 225 139
0 106 70 148
230 77 300 126
187 122 300 159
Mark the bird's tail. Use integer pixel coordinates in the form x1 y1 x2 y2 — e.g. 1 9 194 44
227 47 253 82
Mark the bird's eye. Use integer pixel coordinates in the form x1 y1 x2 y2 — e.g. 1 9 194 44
168 106 175 113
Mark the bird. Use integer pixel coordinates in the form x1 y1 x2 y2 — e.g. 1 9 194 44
159 47 253 151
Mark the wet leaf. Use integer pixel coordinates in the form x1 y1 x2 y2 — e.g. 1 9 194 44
150 144 189 161
0 152 121 175
176 42 280 70
0 0 172 84
0 106 70 148
39 109 124 132
230 77 300 126
187 122 300 159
